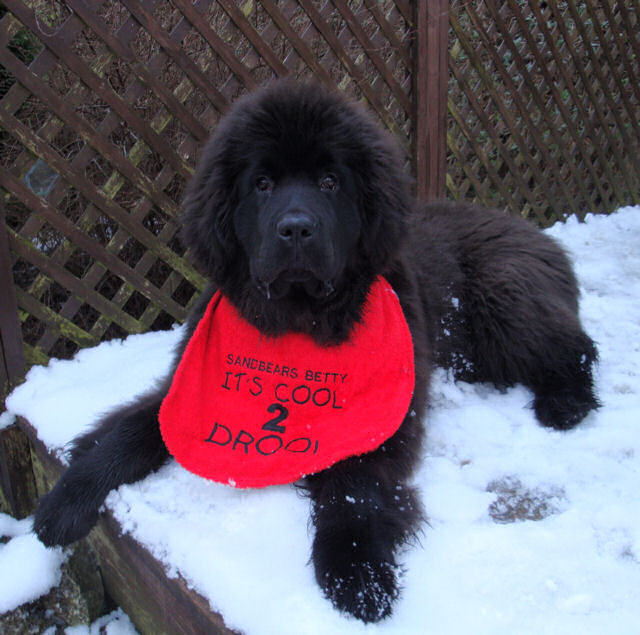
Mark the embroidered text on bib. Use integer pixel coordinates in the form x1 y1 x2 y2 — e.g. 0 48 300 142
159 276 414 488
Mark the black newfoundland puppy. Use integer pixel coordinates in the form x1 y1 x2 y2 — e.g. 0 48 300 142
34 81 598 622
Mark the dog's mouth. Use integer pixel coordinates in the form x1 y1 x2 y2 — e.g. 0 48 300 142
256 270 335 300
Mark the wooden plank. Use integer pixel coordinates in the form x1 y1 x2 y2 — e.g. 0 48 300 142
414 0 448 200
17 416 236 635
0 425 37 518
94 515 235 635
0 203 31 515
0 202 26 392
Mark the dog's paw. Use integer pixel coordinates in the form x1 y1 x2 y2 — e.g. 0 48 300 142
317 558 401 623
33 481 100 547
533 389 599 430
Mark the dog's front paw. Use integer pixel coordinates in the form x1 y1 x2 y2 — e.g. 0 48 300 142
316 557 401 623
33 479 100 547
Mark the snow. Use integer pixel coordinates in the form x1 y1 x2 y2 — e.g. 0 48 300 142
0 513 66 613
0 516 138 634
2 206 640 633
60 609 138 635
0 329 182 451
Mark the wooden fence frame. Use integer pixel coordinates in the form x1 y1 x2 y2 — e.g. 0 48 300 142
0 201 25 399
415 0 449 201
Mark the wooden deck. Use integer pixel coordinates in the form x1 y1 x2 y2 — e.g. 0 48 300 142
1 417 236 635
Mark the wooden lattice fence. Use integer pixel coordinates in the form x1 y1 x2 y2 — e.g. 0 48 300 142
446 0 640 224
0 0 639 375
0 0 416 368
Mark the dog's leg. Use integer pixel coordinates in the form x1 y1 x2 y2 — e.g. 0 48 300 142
33 287 214 547
33 389 169 546
464 286 599 430
304 418 424 623
528 327 600 429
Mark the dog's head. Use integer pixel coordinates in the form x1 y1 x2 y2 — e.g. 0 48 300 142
181 81 411 339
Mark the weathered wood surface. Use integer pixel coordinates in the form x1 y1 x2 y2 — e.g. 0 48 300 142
0 423 37 518
13 416 237 635
0 203 25 399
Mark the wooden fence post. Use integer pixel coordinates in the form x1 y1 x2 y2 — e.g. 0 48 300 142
415 0 449 201
0 203 35 519
0 203 25 398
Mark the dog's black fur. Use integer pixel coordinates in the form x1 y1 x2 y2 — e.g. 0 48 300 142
34 81 599 623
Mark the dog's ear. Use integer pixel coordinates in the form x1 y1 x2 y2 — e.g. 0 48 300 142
180 126 243 283
342 107 412 272
181 88 269 284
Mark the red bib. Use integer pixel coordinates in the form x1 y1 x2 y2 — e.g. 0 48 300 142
159 276 414 488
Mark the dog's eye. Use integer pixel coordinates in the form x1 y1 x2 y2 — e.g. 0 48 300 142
319 173 338 192
255 176 273 192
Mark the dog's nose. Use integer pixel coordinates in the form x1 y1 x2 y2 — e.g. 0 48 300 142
277 212 316 242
